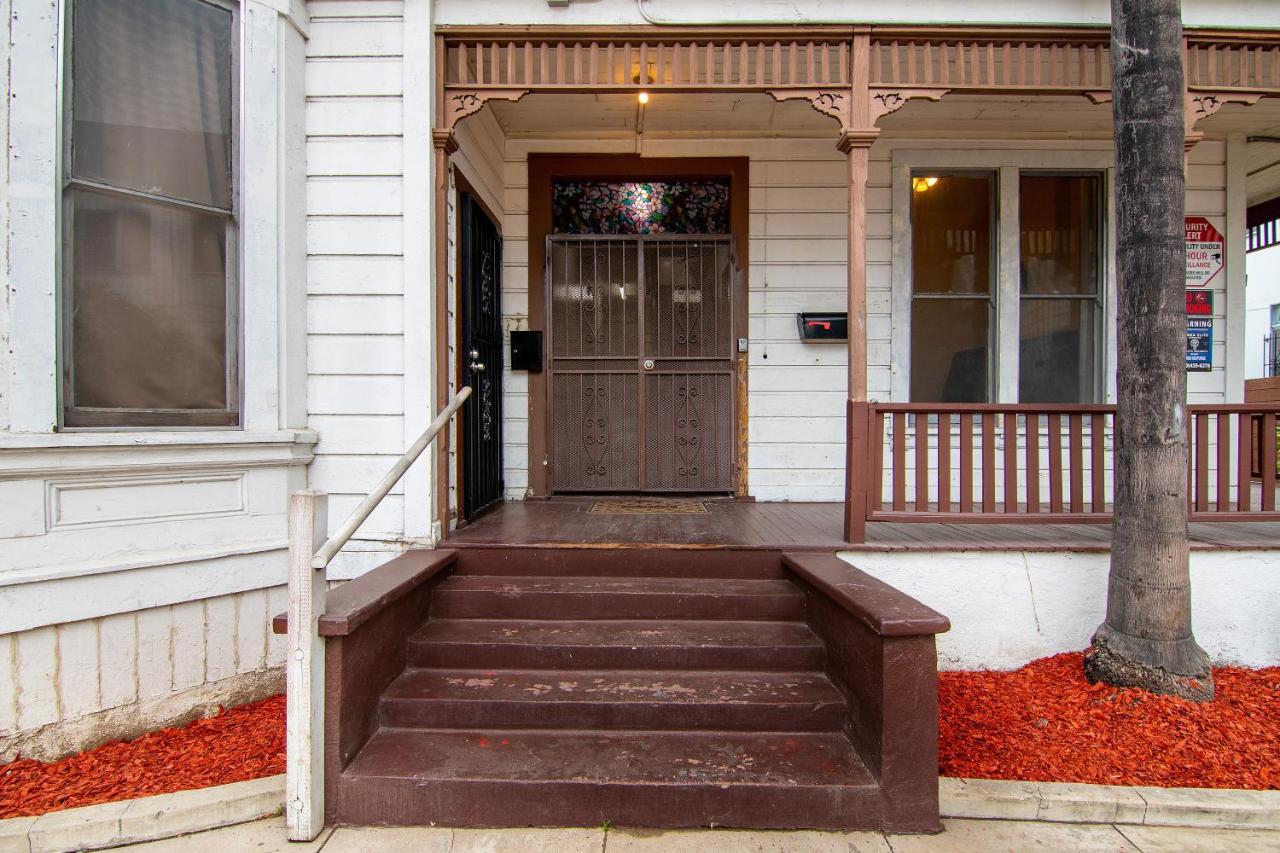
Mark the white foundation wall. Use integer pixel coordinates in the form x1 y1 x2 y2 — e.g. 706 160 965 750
844 550 1280 670
0 586 287 762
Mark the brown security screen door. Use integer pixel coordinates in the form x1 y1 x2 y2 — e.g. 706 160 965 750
549 236 735 493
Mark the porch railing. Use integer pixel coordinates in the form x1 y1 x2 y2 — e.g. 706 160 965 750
855 402 1280 534
285 386 471 841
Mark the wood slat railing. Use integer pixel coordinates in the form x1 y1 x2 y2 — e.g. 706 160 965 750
862 403 1280 526
440 29 1280 95
444 37 852 89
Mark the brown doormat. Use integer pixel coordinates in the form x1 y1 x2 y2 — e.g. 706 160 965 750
589 499 709 514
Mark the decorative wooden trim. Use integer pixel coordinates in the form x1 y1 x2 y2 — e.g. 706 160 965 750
1084 90 1112 104
1184 90 1263 150
868 88 948 123
432 128 459 154
767 88 851 127
443 89 529 132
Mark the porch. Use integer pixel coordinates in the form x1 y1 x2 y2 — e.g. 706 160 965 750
447 496 1280 552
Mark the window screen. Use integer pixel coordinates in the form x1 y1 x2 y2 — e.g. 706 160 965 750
63 0 237 427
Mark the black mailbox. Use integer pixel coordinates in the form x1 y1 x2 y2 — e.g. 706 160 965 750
510 330 543 372
796 312 848 342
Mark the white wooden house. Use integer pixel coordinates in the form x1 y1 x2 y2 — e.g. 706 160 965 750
2 1 1279 824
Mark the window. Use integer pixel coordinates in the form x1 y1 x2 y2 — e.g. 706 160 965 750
1018 174 1103 403
909 174 994 402
62 0 238 427
1270 304 1280 330
904 166 1106 404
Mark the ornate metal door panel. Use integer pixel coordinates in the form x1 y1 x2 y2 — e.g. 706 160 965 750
549 236 734 493
460 194 504 519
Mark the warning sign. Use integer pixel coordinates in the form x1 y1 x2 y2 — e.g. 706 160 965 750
1185 216 1225 288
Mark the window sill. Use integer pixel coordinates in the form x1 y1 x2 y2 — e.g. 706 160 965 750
0 429 318 481
0 428 317 450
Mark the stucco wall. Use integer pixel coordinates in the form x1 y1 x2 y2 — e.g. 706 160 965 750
844 550 1280 670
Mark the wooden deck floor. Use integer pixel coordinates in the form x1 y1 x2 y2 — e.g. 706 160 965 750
446 498 1280 552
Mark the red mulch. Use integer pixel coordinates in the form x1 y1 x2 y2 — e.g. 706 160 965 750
3 655 1277 819
940 652 1280 790
0 695 285 819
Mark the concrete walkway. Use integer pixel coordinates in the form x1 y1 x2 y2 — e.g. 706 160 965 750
119 815 1280 852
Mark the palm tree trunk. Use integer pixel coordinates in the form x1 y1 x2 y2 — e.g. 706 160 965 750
1084 0 1214 701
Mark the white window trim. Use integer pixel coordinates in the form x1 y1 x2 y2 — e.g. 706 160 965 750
5 0 309 439
889 147 1117 405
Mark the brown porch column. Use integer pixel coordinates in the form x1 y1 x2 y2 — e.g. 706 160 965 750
432 126 457 536
840 129 878 544
842 31 877 544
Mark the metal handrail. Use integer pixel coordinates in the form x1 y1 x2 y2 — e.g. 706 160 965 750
310 386 472 569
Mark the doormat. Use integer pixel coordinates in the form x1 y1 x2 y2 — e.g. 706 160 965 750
589 499 709 514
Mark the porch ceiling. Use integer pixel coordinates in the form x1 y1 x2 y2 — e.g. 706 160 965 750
482 90 1280 203
486 91 835 136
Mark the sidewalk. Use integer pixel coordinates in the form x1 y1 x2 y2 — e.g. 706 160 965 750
118 815 1280 852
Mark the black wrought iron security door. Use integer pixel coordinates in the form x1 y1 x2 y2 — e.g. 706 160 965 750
548 235 735 493
460 194 504 520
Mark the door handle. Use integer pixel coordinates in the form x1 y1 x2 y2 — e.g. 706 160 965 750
470 361 486 373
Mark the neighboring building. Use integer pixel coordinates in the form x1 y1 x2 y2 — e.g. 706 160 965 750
3 0 1280 832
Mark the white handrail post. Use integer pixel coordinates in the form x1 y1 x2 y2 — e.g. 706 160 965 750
286 490 328 841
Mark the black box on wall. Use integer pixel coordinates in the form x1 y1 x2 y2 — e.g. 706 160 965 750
510 330 543 371
796 313 848 342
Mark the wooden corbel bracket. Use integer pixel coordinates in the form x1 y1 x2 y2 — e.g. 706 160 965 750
1184 91 1263 151
443 88 530 133
868 89 948 124
767 88 853 128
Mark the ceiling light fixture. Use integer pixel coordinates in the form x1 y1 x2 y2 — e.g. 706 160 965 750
638 91 650 104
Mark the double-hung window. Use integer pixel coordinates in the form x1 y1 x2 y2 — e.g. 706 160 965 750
63 0 238 428
906 167 1105 404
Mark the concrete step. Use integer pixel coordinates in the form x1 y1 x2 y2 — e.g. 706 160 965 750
407 619 826 671
337 727 881 829
431 575 805 620
380 667 847 731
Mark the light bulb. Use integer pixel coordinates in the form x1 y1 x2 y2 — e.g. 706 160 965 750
638 91 650 105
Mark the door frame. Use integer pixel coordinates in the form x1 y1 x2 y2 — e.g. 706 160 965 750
454 175 504 524
527 154 751 498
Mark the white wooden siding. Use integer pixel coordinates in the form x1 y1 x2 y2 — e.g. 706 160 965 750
0 587 287 749
305 1 410 549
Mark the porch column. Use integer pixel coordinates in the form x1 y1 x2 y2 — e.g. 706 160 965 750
432 128 457 536
842 30 877 544
841 129 878 544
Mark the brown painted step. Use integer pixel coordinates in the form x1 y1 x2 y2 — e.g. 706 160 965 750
337 727 881 829
379 668 847 732
407 619 826 671
450 546 788 579
431 576 805 621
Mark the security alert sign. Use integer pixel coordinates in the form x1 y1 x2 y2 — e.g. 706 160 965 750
1185 216 1224 288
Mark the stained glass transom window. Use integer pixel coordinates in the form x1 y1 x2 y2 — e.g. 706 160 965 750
552 180 730 235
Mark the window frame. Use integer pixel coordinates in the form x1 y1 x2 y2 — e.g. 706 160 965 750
907 169 998 403
891 149 1115 405
1016 169 1107 404
58 0 242 430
